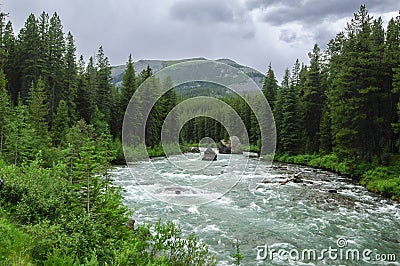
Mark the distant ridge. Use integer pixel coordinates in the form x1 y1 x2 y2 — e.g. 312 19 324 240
111 58 265 90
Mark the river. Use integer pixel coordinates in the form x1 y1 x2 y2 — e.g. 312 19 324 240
111 153 400 265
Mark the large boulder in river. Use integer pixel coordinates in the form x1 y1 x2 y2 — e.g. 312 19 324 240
202 148 217 161
218 136 243 154
218 142 231 154
230 136 243 154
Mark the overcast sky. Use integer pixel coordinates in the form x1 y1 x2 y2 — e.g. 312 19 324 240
1 0 399 80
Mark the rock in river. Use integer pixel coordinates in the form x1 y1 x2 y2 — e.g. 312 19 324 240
202 148 217 161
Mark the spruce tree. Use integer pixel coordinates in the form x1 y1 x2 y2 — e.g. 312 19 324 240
6 98 35 165
328 5 392 162
52 99 70 146
121 54 137 109
95 46 112 124
27 77 50 151
18 13 41 101
302 44 324 153
65 31 78 122
262 63 278 111
47 12 66 126
2 21 18 103
0 70 11 159
76 56 92 122
275 68 302 154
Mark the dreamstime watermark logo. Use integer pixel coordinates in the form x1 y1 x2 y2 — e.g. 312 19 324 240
122 60 276 206
256 238 397 263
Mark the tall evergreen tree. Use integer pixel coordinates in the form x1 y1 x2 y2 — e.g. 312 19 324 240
302 44 324 152
2 21 18 103
385 16 400 152
64 31 78 122
52 99 70 146
85 57 97 122
262 63 278 111
27 77 50 151
275 68 302 154
328 5 391 162
116 54 137 138
6 98 35 165
121 54 137 108
0 70 11 159
95 46 112 124
0 10 9 69
18 13 41 101
46 12 66 126
76 56 92 122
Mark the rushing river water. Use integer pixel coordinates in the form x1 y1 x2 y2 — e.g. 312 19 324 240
111 153 400 265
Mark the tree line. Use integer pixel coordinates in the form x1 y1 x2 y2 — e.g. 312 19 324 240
266 5 399 165
0 9 216 265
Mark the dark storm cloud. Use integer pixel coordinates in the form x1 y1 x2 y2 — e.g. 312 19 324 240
248 0 400 26
245 0 399 46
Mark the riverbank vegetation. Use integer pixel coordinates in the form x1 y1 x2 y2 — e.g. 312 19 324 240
178 6 400 201
267 6 400 201
0 9 216 265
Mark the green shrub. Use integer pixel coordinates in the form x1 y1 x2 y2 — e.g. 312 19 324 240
0 210 34 265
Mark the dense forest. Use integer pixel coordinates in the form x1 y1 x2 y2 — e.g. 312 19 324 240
0 4 399 265
0 9 216 265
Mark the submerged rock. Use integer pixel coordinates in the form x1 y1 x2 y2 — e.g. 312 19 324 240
202 148 217 161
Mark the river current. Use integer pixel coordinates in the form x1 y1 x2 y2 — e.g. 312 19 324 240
111 153 400 265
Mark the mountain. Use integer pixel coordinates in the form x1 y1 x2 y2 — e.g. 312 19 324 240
111 58 265 97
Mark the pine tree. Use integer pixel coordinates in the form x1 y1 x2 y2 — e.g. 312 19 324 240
76 56 92 122
145 76 163 147
27 77 50 151
18 13 41 101
262 63 278 111
302 44 324 153
2 21 18 103
65 31 78 122
290 59 301 88
121 54 137 109
0 10 9 69
385 16 400 152
73 141 100 216
161 76 178 143
0 70 11 160
275 68 302 154
38 12 49 79
328 5 391 162
52 99 70 146
393 68 400 149
95 46 112 124
116 54 137 138
46 12 66 126
6 98 35 165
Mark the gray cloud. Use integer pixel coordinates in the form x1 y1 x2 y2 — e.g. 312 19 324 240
170 0 235 24
246 0 399 47
1 0 399 82
251 0 400 26
279 29 298 43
